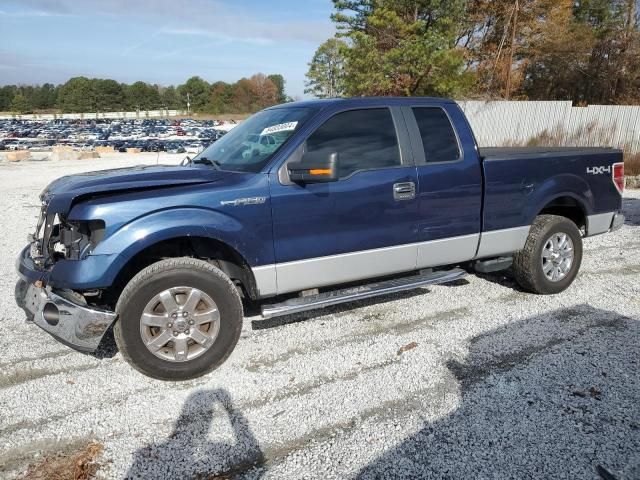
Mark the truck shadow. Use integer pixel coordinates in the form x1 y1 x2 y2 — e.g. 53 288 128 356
125 388 264 479
470 267 526 292
355 305 640 479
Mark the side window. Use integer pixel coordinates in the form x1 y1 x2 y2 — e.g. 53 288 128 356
305 108 401 178
412 107 460 163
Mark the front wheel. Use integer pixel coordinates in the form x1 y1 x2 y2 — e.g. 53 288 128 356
512 215 583 294
114 258 243 380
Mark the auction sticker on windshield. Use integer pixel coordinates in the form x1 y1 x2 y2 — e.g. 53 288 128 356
261 121 298 135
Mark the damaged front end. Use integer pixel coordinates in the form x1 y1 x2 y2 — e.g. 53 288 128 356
29 194 105 268
16 193 115 353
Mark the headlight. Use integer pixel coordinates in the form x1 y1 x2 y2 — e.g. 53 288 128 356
55 219 105 260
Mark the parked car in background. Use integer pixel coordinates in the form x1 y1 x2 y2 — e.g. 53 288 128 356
185 143 203 154
164 142 185 154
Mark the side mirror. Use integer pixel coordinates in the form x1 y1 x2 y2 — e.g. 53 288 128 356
288 152 339 183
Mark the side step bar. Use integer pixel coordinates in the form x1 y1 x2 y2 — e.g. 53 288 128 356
260 268 466 319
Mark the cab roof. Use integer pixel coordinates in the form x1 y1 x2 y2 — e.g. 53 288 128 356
270 96 456 111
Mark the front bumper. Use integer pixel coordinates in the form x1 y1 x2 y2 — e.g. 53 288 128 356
15 279 116 352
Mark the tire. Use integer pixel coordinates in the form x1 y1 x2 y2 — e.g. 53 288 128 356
114 258 243 381
512 214 583 295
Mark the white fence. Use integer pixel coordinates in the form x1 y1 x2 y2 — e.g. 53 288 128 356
0 110 186 120
458 101 640 153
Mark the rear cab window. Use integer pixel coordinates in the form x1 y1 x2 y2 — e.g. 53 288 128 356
412 107 461 163
305 108 402 178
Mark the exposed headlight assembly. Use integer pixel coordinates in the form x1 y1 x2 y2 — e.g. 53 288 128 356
55 219 105 260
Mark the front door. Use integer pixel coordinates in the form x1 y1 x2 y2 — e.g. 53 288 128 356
269 107 419 295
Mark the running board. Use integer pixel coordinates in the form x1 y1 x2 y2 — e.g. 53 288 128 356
260 268 466 319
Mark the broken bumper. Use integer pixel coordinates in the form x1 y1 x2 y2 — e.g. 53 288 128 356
15 279 116 352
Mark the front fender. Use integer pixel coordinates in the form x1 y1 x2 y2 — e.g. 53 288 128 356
86 207 273 285
94 207 273 263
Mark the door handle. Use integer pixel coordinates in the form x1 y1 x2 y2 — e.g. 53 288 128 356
393 182 416 201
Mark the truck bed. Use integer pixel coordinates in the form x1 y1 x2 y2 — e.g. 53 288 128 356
478 146 623 233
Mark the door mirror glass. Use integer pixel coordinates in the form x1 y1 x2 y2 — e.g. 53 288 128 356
288 152 339 183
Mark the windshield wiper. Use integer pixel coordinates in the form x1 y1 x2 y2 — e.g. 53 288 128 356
192 157 221 169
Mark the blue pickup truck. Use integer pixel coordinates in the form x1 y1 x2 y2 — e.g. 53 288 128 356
15 97 626 380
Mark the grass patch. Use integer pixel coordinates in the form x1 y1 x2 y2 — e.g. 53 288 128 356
17 442 103 480
626 151 640 176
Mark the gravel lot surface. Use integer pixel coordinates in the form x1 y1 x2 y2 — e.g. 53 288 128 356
1 153 639 479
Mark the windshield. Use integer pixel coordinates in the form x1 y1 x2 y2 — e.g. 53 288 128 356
192 107 316 173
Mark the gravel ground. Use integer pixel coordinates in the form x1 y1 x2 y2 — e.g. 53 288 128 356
1 153 639 479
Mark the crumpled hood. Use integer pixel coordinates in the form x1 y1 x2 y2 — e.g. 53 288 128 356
43 164 229 213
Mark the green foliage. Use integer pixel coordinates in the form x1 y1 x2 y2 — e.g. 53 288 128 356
159 86 180 109
177 76 210 111
125 81 160 110
305 38 347 98
316 0 472 97
10 92 31 113
0 73 287 114
268 74 287 103
94 79 125 111
57 77 96 112
0 85 17 111
31 83 57 110
307 0 640 104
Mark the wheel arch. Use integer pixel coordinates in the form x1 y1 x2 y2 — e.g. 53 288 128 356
105 235 259 307
536 194 589 232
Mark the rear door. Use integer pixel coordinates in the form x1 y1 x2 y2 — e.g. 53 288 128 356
402 103 483 267
269 107 419 294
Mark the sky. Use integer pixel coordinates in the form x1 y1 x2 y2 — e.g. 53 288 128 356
0 0 335 98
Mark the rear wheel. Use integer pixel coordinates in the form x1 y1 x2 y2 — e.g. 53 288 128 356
513 215 583 294
114 258 243 380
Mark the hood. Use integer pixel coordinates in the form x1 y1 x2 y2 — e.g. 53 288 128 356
43 164 230 213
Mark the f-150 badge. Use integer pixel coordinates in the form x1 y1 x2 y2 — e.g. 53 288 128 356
220 197 267 206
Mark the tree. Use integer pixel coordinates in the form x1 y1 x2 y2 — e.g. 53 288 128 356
522 1 596 101
268 74 287 103
305 38 347 98
125 81 160 110
57 77 96 112
571 0 640 103
0 72 291 114
230 78 255 113
31 83 57 109
328 0 472 97
10 92 31 113
159 85 180 109
0 85 16 111
249 74 278 110
207 81 233 113
94 79 125 111
177 76 210 112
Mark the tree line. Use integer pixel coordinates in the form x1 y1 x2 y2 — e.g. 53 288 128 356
0 73 288 114
305 0 640 105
